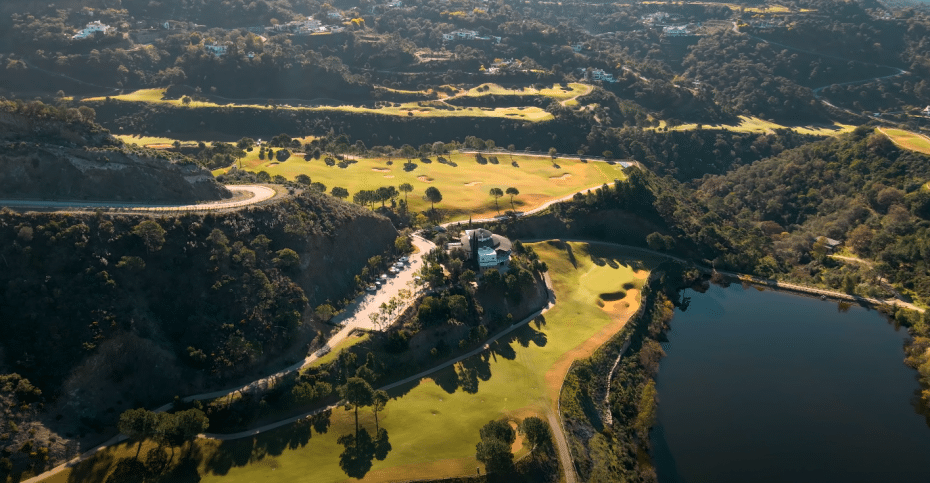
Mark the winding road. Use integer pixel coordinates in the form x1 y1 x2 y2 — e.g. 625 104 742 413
0 185 276 213
21 185 924 483
732 22 909 119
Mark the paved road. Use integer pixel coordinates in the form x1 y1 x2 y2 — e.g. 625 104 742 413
160 235 436 408
0 185 276 213
200 272 556 440
732 22 908 120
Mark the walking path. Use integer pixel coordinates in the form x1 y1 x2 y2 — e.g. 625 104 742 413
0 185 276 213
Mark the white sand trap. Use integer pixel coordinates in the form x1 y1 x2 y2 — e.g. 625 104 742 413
464 181 483 186
550 173 572 180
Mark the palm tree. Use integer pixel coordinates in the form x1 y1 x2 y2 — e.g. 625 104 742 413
489 187 504 215
506 187 520 211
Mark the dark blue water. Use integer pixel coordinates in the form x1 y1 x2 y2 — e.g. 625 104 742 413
651 284 930 483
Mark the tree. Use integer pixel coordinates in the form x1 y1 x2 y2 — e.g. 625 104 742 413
118 408 158 458
316 304 335 322
173 409 210 451
273 248 300 269
331 186 350 199
341 377 374 437
425 186 443 215
475 419 515 473
548 147 557 159
399 183 414 205
132 220 166 253
519 417 552 454
489 187 504 215
371 390 389 433
633 380 658 442
295 174 312 185
505 187 519 211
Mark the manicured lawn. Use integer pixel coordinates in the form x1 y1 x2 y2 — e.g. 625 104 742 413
115 134 204 148
84 89 555 121
880 128 930 155
460 82 590 101
216 152 627 221
44 242 656 483
653 115 855 136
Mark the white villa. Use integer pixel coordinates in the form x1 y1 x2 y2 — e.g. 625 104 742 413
663 25 692 37
588 69 615 82
442 30 500 43
460 229 512 270
205 43 227 56
72 21 113 39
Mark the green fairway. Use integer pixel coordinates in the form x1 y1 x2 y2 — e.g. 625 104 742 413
84 89 555 121
45 242 657 483
880 127 930 155
653 115 855 136
458 82 591 101
216 152 627 221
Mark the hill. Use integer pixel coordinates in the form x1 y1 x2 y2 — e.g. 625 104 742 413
0 190 398 476
0 100 230 203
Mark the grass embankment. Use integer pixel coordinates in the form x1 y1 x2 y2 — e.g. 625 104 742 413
84 88 554 121
45 242 655 483
653 115 855 136
215 152 627 221
879 127 930 155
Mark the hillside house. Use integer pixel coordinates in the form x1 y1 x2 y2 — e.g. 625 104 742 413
205 43 227 56
587 69 615 82
72 20 113 39
663 25 692 37
922 106 930 117
460 229 512 270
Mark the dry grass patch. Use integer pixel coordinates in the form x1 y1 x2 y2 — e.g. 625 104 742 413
879 127 930 155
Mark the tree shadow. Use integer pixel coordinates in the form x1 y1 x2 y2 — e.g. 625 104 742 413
67 444 116 483
103 457 146 483
457 366 480 393
202 410 332 477
490 339 516 360
512 324 548 349
373 428 392 461
427 364 461 394
337 428 375 479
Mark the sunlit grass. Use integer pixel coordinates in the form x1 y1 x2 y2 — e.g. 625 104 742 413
652 115 855 136
879 128 930 155
214 151 627 221
84 88 555 121
42 242 655 483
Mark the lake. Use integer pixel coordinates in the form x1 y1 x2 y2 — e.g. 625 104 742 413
651 283 930 483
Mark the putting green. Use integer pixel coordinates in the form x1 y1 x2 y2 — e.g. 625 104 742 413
40 242 657 483
217 152 627 221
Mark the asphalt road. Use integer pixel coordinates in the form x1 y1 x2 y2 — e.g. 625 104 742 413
0 185 276 212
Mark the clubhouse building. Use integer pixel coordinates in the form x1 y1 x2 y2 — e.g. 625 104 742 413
460 228 512 270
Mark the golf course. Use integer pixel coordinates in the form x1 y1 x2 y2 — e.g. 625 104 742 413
38 241 658 483
214 151 628 221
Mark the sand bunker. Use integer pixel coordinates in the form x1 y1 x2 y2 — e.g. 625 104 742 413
372 168 391 172
266 162 279 167
384 175 395 178
549 173 572 180
417 176 434 182
464 181 483 186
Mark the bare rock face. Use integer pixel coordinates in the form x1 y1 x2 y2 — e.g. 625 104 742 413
0 143 231 204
